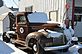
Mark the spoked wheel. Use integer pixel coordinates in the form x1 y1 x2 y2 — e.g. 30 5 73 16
28 38 39 54
25 32 46 54
26 38 45 54
32 42 45 54
33 44 37 52
32 43 39 54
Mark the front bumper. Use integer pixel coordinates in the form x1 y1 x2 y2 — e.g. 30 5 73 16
44 44 71 51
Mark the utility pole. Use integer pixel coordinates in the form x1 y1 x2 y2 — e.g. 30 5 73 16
72 0 75 29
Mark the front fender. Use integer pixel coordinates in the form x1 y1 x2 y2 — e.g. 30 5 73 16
27 32 46 40
25 32 46 47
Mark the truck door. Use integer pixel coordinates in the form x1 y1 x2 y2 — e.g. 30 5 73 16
16 12 29 41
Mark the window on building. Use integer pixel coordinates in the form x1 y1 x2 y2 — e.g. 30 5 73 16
74 7 82 21
25 6 33 12
74 15 82 21
49 11 58 22
75 7 82 13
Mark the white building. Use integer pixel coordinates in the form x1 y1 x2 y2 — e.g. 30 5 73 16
74 0 82 37
0 13 10 35
18 0 71 23
0 6 12 35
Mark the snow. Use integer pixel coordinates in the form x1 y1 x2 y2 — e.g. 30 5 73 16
68 43 82 54
0 36 27 54
63 25 74 41
28 12 48 22
27 12 61 24
6 31 15 34
38 29 63 38
0 30 82 54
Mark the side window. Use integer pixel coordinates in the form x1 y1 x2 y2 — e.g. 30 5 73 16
19 16 26 22
18 15 26 24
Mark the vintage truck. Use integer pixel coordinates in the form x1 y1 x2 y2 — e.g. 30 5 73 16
2 12 78 54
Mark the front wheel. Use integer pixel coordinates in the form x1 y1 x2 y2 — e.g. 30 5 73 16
26 38 39 54
33 44 37 52
26 38 45 54
32 41 45 54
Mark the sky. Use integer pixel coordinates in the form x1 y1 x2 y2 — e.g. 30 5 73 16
3 0 18 8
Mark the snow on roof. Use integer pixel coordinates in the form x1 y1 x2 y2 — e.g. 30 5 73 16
28 12 48 22
0 6 12 15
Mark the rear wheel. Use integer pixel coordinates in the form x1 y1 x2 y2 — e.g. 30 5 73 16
3 32 10 43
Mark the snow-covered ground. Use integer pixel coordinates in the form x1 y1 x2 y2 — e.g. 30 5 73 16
0 36 27 54
0 35 82 54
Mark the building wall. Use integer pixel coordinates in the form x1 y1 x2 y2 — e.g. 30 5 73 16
3 16 10 33
65 0 82 37
74 0 82 37
0 21 3 35
75 0 82 7
18 0 33 12
18 0 66 23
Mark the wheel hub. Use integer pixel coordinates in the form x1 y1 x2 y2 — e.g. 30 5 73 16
33 44 37 52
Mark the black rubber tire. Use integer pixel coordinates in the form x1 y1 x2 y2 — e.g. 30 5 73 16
26 36 45 54
3 32 10 43
32 42 45 54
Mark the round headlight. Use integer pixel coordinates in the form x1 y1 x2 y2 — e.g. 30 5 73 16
72 37 78 41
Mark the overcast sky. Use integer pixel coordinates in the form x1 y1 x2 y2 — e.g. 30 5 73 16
3 0 18 8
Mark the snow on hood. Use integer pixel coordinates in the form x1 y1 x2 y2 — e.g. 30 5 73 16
38 29 63 38
47 30 63 38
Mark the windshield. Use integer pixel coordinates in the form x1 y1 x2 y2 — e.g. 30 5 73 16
27 12 48 22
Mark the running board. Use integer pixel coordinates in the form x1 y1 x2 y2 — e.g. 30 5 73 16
18 46 32 50
14 40 27 47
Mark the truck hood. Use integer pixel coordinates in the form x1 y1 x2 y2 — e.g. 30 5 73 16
38 29 63 38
